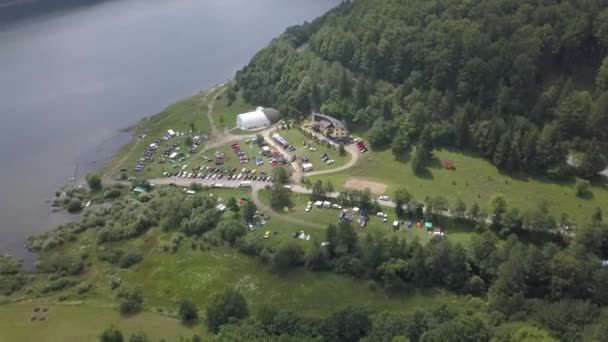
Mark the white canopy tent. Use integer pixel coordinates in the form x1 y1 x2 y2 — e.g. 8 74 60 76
236 107 271 130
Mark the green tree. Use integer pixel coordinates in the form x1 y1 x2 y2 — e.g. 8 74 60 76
178 299 199 323
271 242 305 273
321 306 371 342
391 131 411 159
597 56 608 92
86 173 102 192
226 197 239 213
311 180 326 200
67 198 82 213
242 201 257 223
100 326 124 342
338 143 346 156
452 199 467 219
578 139 606 179
270 183 291 209
273 166 290 185
218 220 247 246
185 136 193 146
118 287 143 315
393 188 412 218
206 289 249 333
574 179 591 198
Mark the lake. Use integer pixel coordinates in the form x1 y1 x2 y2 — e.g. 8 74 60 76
0 0 340 262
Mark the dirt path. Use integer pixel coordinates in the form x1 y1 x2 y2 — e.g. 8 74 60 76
206 87 227 136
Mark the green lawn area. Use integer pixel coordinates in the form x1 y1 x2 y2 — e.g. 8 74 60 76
123 233 461 321
102 85 226 179
310 148 608 225
0 302 196 342
212 90 252 130
272 128 350 172
257 190 479 247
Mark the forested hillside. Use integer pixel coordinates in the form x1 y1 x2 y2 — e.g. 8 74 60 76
235 0 608 178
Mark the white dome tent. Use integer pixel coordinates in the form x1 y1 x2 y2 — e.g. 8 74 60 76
236 107 280 130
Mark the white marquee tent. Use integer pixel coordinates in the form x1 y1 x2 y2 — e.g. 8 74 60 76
236 107 271 130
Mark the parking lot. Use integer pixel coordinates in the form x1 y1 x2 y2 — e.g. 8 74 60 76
271 128 351 172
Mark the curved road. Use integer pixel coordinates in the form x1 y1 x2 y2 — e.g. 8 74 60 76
305 144 359 178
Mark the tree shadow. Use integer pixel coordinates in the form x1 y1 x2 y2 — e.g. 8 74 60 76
394 152 411 164
181 319 200 328
413 168 434 180
428 156 443 169
577 191 594 200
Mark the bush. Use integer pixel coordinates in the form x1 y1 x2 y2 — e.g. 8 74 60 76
271 242 305 274
206 289 249 333
118 287 143 315
574 179 591 198
178 299 199 322
218 220 247 246
100 326 124 342
41 278 74 293
86 173 102 191
118 252 143 269
66 198 83 213
104 188 122 200
98 249 124 264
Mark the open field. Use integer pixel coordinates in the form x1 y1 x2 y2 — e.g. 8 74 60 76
273 128 350 172
0 302 196 342
212 90 252 131
310 147 608 224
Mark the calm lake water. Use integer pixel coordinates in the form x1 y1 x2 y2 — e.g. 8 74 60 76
0 0 340 262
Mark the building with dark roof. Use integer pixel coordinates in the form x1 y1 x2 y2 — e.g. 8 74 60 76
312 113 349 141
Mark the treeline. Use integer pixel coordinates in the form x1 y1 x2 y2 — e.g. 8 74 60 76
235 0 608 178
101 287 608 342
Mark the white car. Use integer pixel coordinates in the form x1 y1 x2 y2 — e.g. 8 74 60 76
305 205 312 212
379 195 389 201
308 147 317 151
237 173 243 179
326 159 335 165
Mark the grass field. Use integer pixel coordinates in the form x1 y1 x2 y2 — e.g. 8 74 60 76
212 90 252 130
101 85 225 179
310 147 608 224
0 302 196 342
272 128 350 172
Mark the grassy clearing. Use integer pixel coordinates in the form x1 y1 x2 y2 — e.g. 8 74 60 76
212 91 252 130
102 86 225 178
0 302 196 342
310 148 608 224
257 190 479 247
272 128 350 172
124 233 461 319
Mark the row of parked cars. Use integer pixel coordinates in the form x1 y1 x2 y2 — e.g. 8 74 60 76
354 138 367 152
164 170 275 182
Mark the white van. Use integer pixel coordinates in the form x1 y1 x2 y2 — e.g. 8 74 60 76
238 181 252 188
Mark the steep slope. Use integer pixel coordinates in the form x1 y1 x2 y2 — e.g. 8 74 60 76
236 0 608 178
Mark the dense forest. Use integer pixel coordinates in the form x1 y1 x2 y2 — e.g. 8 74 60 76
235 0 608 178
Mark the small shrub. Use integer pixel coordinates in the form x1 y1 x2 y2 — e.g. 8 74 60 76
119 252 143 269
66 198 82 213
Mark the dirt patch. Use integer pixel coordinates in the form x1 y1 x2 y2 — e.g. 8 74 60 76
344 178 387 194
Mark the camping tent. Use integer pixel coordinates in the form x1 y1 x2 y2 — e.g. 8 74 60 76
425 221 433 229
